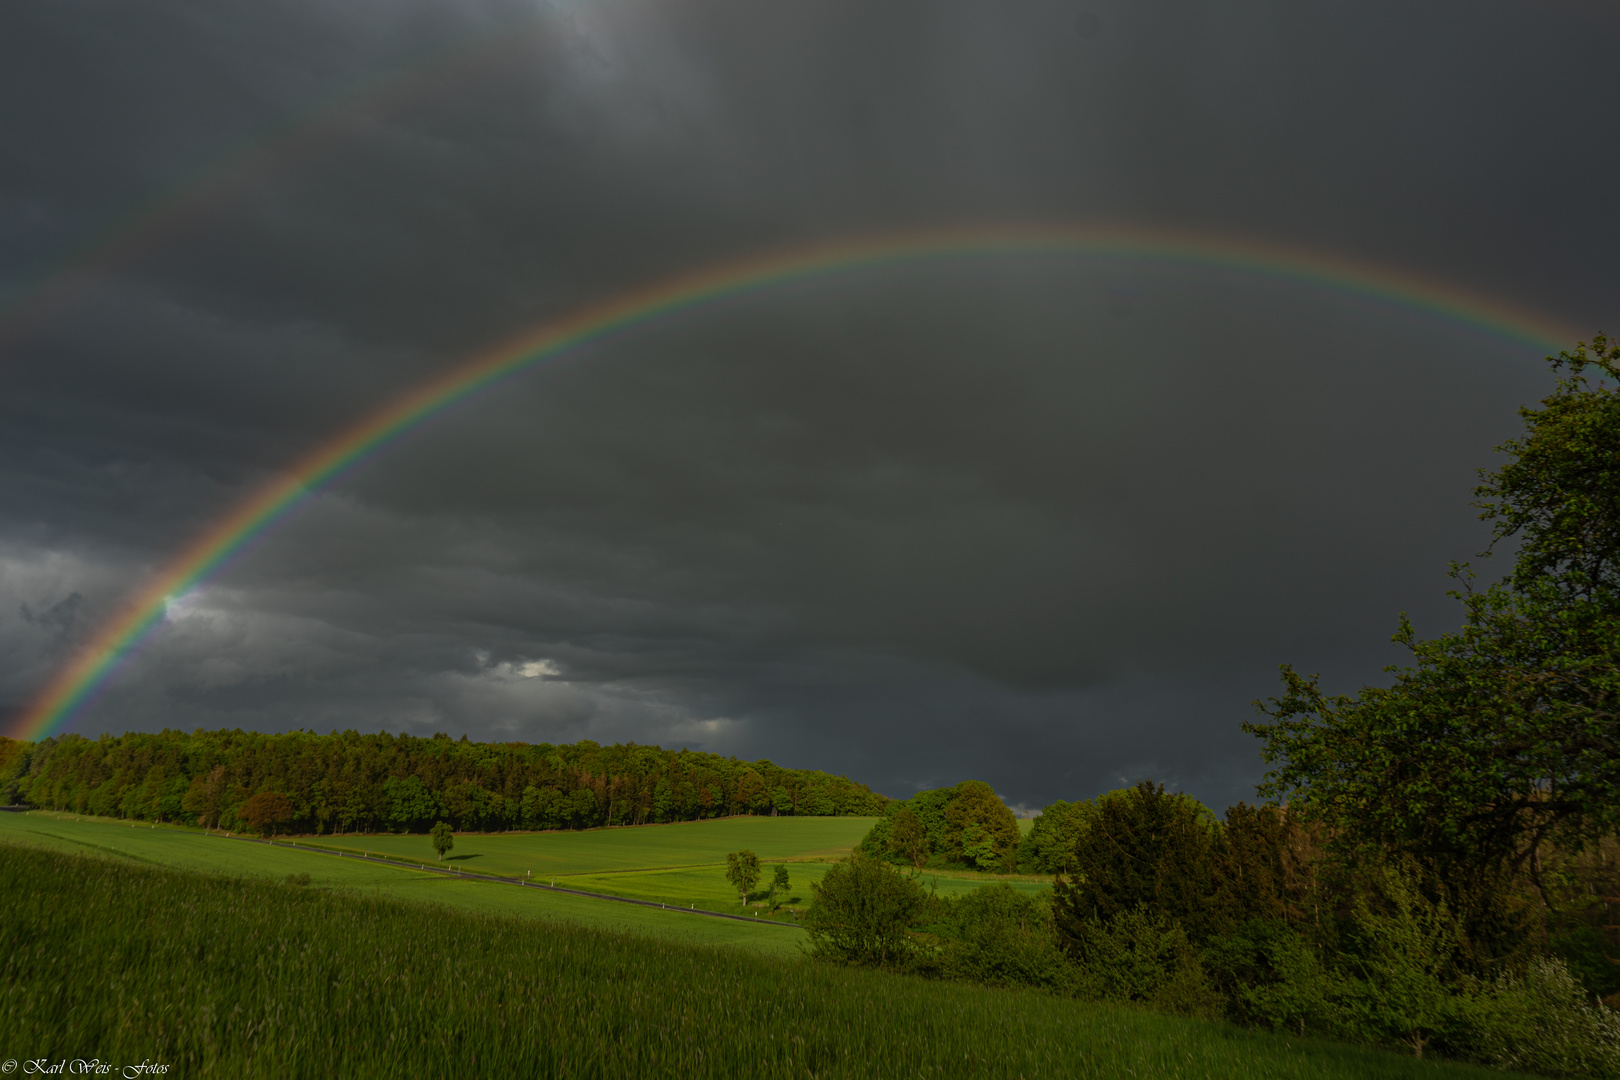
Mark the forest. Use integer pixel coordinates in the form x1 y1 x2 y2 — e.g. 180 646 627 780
0 729 886 833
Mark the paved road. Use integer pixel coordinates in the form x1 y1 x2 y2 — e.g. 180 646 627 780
223 832 803 929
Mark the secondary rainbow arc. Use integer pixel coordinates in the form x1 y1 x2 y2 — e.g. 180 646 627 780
8 223 1588 743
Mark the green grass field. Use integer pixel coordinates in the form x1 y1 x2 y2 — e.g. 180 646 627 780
0 811 809 955
0 811 1049 932
0 842 1532 1079
307 814 878 874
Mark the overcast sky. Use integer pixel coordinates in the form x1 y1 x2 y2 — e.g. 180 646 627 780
1 0 1615 809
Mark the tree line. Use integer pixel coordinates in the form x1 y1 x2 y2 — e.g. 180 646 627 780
808 338 1620 1074
0 729 887 833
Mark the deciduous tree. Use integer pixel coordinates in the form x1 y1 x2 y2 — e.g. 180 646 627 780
887 807 928 869
725 849 761 905
944 781 1020 872
1247 337 1620 883
430 821 454 861
241 791 294 836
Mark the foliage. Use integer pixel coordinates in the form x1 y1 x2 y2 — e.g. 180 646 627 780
1248 338 1620 881
1016 799 1091 873
886 807 927 868
241 790 294 836
430 821 454 861
804 852 927 968
1460 955 1620 1078
1203 920 1343 1037
1539 835 1620 1005
1336 863 1472 1059
11 730 887 834
919 883 1074 991
1248 587 1620 883
858 781 1018 873
1209 804 1292 926
1474 333 1620 602
181 764 228 828
725 849 761 905
944 781 1021 872
1065 908 1223 1018
1053 781 1220 941
769 863 790 907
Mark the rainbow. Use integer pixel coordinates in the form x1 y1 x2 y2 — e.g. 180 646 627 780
8 223 1588 742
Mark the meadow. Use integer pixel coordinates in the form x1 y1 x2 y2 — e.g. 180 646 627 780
309 813 877 873
0 841 1534 1080
0 811 810 955
0 811 1048 932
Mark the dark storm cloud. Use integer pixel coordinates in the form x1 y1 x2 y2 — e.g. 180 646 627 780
1 0 1615 808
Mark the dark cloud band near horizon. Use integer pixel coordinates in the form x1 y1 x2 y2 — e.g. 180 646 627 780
1 0 1615 810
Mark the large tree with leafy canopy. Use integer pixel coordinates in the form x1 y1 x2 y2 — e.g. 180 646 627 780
1246 336 1620 890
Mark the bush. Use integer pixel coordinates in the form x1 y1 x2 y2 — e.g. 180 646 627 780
1336 865 1470 1058
1459 955 1620 1078
924 884 1074 992
1066 907 1222 1018
1203 919 1342 1036
804 852 927 968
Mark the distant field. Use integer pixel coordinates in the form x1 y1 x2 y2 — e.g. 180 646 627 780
0 811 1049 935
0 812 806 955
306 814 879 875
0 842 1527 1080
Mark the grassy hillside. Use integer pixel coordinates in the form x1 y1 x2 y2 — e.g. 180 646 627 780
0 842 1530 1080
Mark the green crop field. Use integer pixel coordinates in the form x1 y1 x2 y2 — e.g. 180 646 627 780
0 842 1530 1080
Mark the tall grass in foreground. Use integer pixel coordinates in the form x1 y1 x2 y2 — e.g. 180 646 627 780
1 845 1525 1079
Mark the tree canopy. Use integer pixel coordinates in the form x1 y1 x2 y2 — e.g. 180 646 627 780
241 790 293 836
1246 336 1620 878
0 730 887 834
430 821 454 861
858 780 1019 873
724 849 761 905
803 852 927 968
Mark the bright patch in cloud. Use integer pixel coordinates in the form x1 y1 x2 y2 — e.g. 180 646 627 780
518 659 561 679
